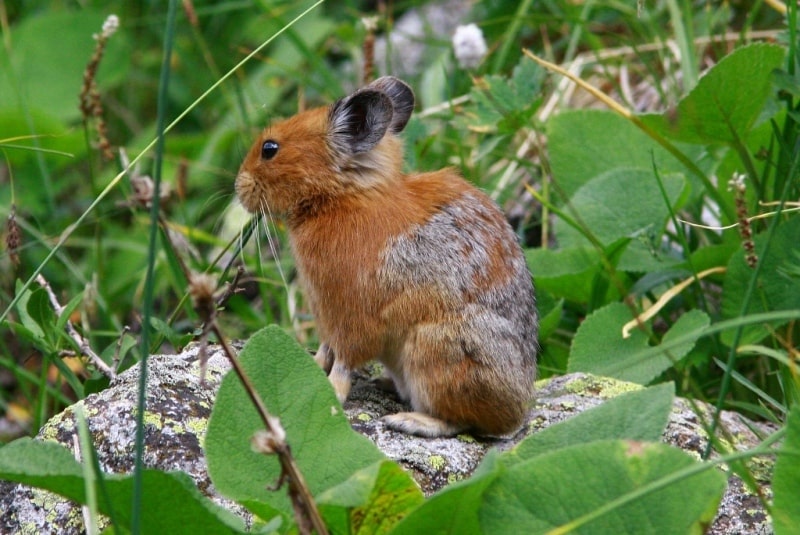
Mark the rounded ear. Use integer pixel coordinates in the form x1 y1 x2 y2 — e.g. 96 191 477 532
368 76 415 133
328 90 393 154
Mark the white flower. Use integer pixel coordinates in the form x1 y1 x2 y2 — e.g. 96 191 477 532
728 172 746 192
452 23 487 70
99 14 119 40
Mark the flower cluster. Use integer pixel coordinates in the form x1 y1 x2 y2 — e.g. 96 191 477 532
452 23 487 70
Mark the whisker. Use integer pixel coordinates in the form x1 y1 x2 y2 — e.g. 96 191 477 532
260 199 289 292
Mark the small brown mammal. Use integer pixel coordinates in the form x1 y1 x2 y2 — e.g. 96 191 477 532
236 76 537 437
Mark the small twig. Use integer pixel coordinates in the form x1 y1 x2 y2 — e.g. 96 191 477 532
215 265 245 309
35 274 116 379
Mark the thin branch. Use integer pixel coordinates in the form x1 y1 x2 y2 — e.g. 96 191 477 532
35 274 116 379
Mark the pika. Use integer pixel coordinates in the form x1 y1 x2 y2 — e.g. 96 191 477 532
236 76 537 437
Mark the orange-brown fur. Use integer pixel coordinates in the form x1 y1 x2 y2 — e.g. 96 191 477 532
236 77 537 437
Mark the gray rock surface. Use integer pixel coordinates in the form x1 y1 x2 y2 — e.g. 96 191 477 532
0 343 775 534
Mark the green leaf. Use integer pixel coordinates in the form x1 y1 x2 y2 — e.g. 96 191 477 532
0 10 130 123
478 440 726 534
391 384 674 534
149 316 193 350
640 43 785 145
0 438 245 534
547 110 708 201
721 216 800 345
568 303 710 384
26 287 57 349
317 460 424 535
388 452 503 535
56 292 84 332
205 325 385 519
773 408 800 534
525 247 603 303
469 59 543 132
554 169 687 249
505 383 674 466
13 279 45 340
536 290 563 342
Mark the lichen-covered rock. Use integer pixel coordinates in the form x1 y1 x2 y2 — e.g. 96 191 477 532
0 344 246 534
0 345 775 534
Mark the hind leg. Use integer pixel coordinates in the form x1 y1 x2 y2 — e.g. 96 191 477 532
379 322 471 437
381 315 532 437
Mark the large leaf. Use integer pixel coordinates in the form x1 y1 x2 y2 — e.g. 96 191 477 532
0 10 130 123
317 460 424 535
205 326 386 520
554 168 688 249
547 109 709 201
641 43 785 145
568 303 710 384
478 440 726 534
391 383 674 534
389 451 503 535
0 438 245 534
526 246 604 303
773 408 800 535
721 216 800 346
506 382 674 466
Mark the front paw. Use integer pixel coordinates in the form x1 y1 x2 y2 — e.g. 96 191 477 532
329 361 352 404
314 343 334 374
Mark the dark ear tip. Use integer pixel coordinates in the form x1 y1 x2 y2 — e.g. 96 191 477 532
368 77 415 133
328 89 394 154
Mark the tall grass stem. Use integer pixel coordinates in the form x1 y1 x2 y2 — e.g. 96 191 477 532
131 1 177 531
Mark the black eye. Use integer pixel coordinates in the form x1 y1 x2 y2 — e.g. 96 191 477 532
261 140 279 160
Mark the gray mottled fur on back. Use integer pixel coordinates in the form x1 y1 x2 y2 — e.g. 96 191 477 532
379 191 538 371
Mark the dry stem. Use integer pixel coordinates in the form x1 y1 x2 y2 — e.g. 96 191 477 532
35 274 116 379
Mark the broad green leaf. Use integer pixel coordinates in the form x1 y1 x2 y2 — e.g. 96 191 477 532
391 384 674 534
389 451 504 535
0 108 86 176
721 216 800 345
205 325 385 519
526 246 603 303
773 408 800 535
554 169 688 249
0 10 130 123
478 440 725 534
547 109 709 201
317 461 424 535
641 43 785 145
617 240 686 273
568 303 710 384
688 241 739 273
0 438 245 534
505 383 674 466
536 290 563 342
